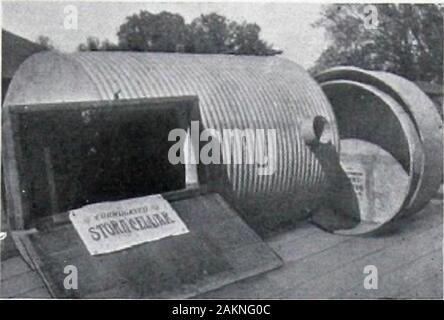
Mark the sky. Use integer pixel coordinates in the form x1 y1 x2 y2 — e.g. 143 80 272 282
1 1 329 68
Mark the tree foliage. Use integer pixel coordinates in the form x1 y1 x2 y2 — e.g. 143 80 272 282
78 11 280 56
36 35 54 50
311 4 443 84
78 37 100 51
78 37 120 51
117 11 188 52
188 13 230 53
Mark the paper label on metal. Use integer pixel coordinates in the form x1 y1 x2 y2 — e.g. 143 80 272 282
69 194 189 255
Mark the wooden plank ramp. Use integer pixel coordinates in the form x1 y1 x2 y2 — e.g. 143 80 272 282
0 256 50 298
2 193 282 298
1 199 442 299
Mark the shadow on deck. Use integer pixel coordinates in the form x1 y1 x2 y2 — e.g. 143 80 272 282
1 197 442 299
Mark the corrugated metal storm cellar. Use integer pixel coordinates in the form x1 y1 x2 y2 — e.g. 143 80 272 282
4 51 342 231
1 52 442 298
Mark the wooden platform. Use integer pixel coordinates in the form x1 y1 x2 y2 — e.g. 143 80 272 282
1 198 442 299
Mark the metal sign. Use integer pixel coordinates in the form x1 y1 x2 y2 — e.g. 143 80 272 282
69 194 189 255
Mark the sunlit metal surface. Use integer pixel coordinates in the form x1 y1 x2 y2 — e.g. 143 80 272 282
5 52 339 216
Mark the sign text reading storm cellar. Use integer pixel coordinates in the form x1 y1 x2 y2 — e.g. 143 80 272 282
88 206 176 241
69 195 189 255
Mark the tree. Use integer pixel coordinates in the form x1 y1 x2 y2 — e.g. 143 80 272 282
228 21 278 56
78 37 120 51
311 4 443 84
117 10 188 52
36 35 54 50
78 36 101 51
77 10 280 56
99 39 120 51
188 13 278 55
188 13 230 53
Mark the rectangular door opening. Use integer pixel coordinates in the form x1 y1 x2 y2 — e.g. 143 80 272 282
6 96 199 226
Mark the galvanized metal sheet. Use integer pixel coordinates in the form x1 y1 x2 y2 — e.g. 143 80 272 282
5 52 340 219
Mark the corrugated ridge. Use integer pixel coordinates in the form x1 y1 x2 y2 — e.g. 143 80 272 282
12 51 339 200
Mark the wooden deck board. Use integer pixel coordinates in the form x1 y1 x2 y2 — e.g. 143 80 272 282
396 273 443 299
1 256 32 280
270 222 442 298
342 248 442 299
1 199 442 299
199 200 442 299
269 226 350 263
15 286 52 299
1 270 46 297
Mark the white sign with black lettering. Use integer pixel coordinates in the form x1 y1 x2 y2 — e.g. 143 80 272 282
69 194 189 255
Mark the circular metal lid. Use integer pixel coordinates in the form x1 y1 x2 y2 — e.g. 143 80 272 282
319 79 424 218
316 67 443 215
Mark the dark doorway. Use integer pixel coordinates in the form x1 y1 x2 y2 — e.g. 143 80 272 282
11 97 194 221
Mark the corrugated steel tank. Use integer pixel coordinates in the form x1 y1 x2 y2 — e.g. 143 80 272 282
4 52 340 222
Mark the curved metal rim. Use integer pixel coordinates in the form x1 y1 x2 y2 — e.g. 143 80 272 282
321 80 424 218
315 67 443 214
314 81 423 235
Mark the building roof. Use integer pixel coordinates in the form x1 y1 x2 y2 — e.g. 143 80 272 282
2 29 45 78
